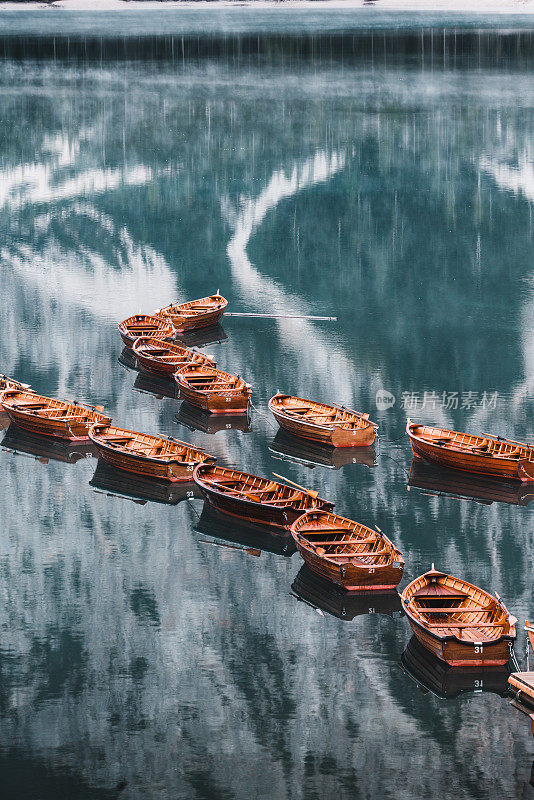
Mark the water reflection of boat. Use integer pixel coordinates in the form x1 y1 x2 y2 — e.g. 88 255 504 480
175 401 251 434
408 459 534 507
194 502 295 557
270 429 376 470
1 423 96 464
90 460 202 505
176 323 227 349
401 636 512 699
291 565 403 620
133 371 179 400
118 346 139 371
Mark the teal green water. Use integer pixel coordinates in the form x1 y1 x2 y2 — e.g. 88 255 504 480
0 21 533 800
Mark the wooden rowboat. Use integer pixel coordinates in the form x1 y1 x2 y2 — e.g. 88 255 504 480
175 364 252 415
269 391 377 447
290 510 404 591
132 336 215 378
118 314 175 349
155 292 227 334
1 389 110 441
0 374 31 394
407 418 534 482
401 566 516 667
192 463 333 529
0 375 32 430
89 423 215 482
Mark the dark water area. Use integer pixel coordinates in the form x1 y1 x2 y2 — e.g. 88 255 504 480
0 16 534 800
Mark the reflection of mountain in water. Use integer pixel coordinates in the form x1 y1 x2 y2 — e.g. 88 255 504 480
0 30 533 800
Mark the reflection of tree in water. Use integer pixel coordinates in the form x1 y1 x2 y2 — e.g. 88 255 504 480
0 38 533 799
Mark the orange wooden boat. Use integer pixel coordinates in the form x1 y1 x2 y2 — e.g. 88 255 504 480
269 391 377 447
1 389 110 441
118 314 175 348
407 418 534 481
175 364 252 414
89 423 215 481
0 374 31 394
193 463 333 528
132 336 215 378
290 510 404 591
401 566 516 667
155 292 227 334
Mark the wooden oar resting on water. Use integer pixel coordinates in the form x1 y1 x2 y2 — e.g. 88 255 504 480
192 464 334 529
89 423 215 482
269 391 377 447
132 336 215 378
155 291 227 334
407 418 534 481
118 314 175 349
175 364 252 414
401 566 516 667
1 389 111 441
290 510 404 591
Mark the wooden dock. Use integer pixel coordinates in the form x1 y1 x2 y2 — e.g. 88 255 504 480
508 672 534 734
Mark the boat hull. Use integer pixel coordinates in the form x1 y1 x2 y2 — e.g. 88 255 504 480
195 481 313 528
92 442 199 482
408 425 534 481
3 408 108 442
294 540 403 591
406 615 514 667
270 405 375 447
165 306 226 334
176 382 250 415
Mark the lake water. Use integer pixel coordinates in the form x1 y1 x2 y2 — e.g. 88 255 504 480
0 13 534 800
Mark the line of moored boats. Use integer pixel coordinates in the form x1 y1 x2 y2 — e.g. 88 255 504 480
2 290 534 727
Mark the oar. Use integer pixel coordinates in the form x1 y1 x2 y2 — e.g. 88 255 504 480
480 432 533 449
289 591 325 616
198 539 261 557
272 472 319 499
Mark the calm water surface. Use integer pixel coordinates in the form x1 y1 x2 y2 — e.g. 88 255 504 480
0 18 534 800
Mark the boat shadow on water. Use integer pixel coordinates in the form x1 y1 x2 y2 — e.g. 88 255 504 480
194 502 295 557
175 400 252 434
400 635 512 700
269 429 376 471
1 423 97 464
118 346 139 371
408 458 534 507
291 565 403 620
90 460 202 505
133 371 179 400
176 323 227 349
